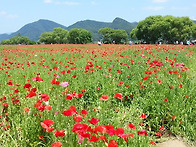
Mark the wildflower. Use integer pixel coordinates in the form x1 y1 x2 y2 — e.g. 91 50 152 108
140 114 148 119
100 135 108 143
160 126 165 130
62 106 77 116
88 135 99 142
72 123 89 133
128 123 136 130
52 142 62 147
137 130 147 136
155 132 162 137
3 103 8 107
53 130 65 137
108 140 118 147
60 81 69 87
32 76 43 81
115 128 124 137
143 76 149 80
100 95 109 101
150 141 156 145
88 118 99 125
114 93 123 99
157 79 162 84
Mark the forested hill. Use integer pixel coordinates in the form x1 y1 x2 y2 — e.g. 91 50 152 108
0 17 137 42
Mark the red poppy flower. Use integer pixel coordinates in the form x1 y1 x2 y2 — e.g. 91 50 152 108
81 89 86 92
143 76 149 81
43 119 54 127
108 129 116 136
72 75 77 78
108 140 118 147
99 135 108 143
94 125 106 133
80 110 88 115
179 84 183 88
62 106 77 116
100 95 109 101
73 115 82 122
117 70 122 73
26 91 36 98
88 118 99 125
137 130 147 136
160 126 165 130
157 80 162 84
52 142 62 147
88 135 99 142
72 123 89 133
128 123 136 130
115 128 124 137
140 114 148 119
150 141 156 145
53 130 65 137
3 103 8 107
155 132 162 137
169 86 173 89
77 93 83 98
114 93 123 99
41 94 49 102
32 76 43 81
24 84 31 88
7 82 13 85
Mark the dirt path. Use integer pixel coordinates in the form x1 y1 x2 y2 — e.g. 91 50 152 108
157 139 189 147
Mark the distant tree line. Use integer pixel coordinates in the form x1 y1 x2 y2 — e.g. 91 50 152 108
0 34 36 45
1 15 196 45
130 15 196 44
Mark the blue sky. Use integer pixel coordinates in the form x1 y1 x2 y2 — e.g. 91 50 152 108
0 0 196 34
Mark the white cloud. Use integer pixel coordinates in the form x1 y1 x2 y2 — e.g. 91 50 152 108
43 0 79 6
152 0 168 3
0 11 18 19
44 0 52 3
145 6 164 11
91 1 98 6
170 6 189 11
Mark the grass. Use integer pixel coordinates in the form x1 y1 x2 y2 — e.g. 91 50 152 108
0 44 195 147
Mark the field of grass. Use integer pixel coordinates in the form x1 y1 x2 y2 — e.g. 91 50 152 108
0 44 195 147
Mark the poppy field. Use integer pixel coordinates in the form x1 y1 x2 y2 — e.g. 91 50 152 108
0 44 195 147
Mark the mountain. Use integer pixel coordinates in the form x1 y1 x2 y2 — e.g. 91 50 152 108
109 17 137 32
67 17 137 41
67 20 110 41
0 19 67 41
0 17 137 42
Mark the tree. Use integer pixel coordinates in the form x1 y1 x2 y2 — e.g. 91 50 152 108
98 28 129 44
1 39 11 45
39 32 54 44
110 30 128 44
39 27 68 44
67 28 92 44
1 34 32 45
52 27 68 44
131 15 196 44
98 27 114 44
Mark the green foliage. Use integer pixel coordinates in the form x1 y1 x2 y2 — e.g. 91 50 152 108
39 27 68 44
131 15 196 44
67 28 92 44
0 34 34 45
98 28 129 44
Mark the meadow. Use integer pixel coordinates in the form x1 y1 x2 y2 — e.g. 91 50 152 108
0 44 195 147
